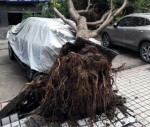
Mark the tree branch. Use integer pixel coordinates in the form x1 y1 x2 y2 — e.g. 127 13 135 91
53 0 77 32
86 0 91 10
53 8 77 32
68 0 80 22
77 10 88 15
87 10 110 26
78 0 91 15
107 0 113 21
90 0 128 37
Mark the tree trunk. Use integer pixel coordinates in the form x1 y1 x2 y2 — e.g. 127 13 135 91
76 16 89 38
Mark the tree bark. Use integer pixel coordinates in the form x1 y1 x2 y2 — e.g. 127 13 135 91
76 16 89 39
53 0 127 39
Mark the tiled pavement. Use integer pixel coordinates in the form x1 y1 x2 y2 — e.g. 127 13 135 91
0 109 142 127
0 64 150 127
114 64 150 127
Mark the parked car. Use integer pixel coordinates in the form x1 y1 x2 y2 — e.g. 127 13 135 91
7 17 76 81
7 17 101 81
101 13 150 63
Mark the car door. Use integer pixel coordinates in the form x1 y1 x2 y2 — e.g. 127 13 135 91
111 17 132 44
124 17 145 47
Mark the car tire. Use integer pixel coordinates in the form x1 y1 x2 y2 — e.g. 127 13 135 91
26 66 35 81
8 42 15 60
140 42 150 63
102 33 112 48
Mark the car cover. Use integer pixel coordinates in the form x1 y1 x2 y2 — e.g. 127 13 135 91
7 17 76 72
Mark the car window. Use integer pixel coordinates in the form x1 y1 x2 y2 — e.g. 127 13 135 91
145 19 150 25
130 17 145 26
117 17 132 27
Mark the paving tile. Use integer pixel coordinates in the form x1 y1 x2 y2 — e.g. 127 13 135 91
145 117 150 123
100 114 107 120
129 106 137 110
133 122 143 127
20 123 27 127
136 115 143 121
1 65 150 127
11 121 20 127
117 112 124 119
139 107 147 112
111 116 118 123
145 110 150 116
116 65 150 126
1 117 10 126
138 119 149 125
10 114 19 123
146 124 150 127
84 117 93 124
92 121 105 127
134 99 141 103
102 119 112 126
139 113 148 118
145 105 150 110
20 118 29 124
134 109 142 114
61 122 70 127
144 99 150 104
3 124 11 127
134 104 141 109
120 118 130 126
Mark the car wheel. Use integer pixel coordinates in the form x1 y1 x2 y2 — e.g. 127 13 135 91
140 42 150 63
26 66 35 81
8 42 15 60
102 33 112 48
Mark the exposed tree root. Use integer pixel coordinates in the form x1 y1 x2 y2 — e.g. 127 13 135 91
0 41 124 123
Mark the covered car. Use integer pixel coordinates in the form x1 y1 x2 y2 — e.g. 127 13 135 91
7 17 76 80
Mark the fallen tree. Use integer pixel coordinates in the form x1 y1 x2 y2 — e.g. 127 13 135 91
0 0 128 123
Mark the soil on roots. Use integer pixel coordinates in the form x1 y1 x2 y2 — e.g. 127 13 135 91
32 42 116 121
0 41 119 122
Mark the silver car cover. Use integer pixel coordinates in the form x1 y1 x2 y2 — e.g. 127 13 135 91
7 17 76 72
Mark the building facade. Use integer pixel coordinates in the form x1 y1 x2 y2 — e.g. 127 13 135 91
0 0 44 27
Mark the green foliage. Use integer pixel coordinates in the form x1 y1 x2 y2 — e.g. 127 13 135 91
22 10 42 21
132 0 150 13
22 1 68 21
106 0 150 24
112 0 150 13
22 0 150 23
57 0 70 18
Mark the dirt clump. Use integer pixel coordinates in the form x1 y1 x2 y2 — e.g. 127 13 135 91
0 41 119 122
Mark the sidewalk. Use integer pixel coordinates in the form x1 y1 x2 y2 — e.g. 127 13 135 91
0 64 150 127
115 64 150 126
0 27 8 40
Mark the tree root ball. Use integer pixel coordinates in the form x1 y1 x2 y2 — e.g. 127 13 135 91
33 42 116 121
0 41 117 122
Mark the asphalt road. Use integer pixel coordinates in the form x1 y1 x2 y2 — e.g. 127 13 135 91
0 40 27 102
112 45 147 69
0 30 147 101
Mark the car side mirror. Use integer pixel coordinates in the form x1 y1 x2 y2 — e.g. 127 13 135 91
114 23 117 28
